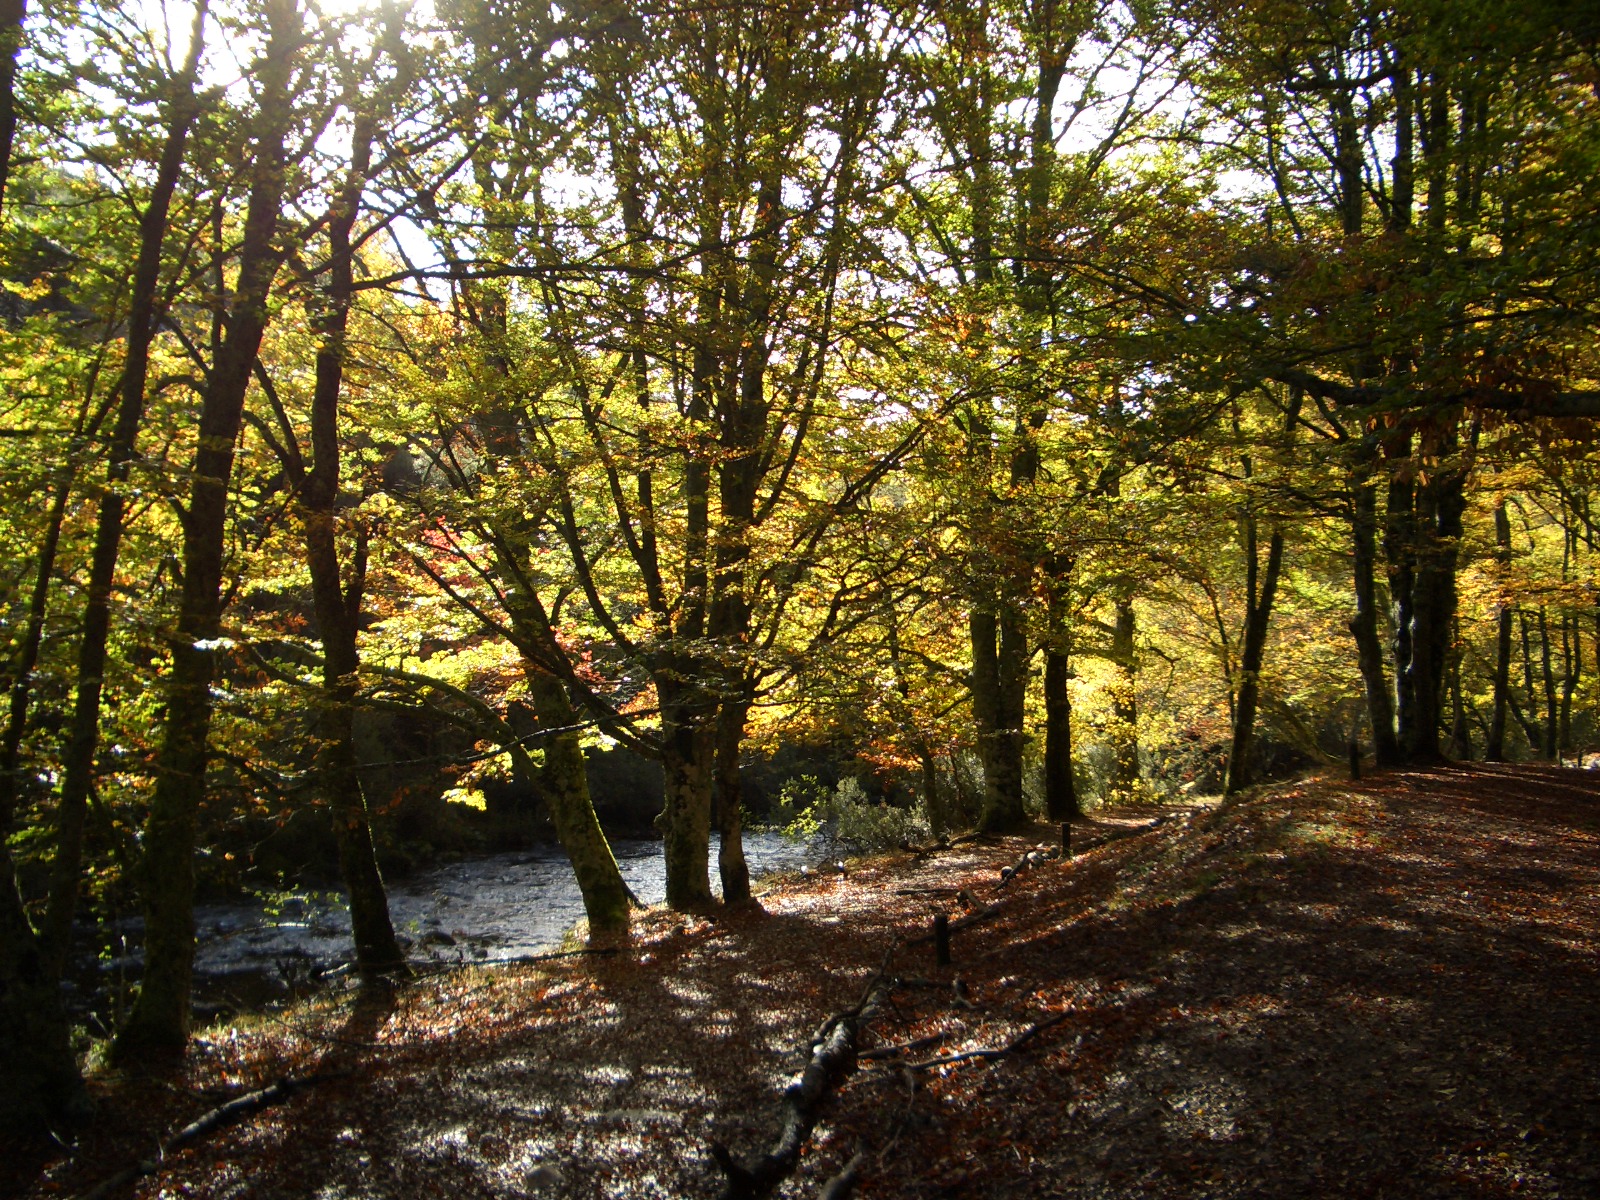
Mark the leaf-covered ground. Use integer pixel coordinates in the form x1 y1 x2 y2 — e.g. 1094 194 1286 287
8 763 1599 1199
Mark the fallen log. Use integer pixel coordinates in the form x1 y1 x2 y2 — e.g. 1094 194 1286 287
710 956 897 1200
78 1073 335 1200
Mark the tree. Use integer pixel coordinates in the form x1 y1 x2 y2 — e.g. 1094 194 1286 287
116 0 304 1056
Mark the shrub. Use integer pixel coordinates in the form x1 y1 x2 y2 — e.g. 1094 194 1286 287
775 775 930 855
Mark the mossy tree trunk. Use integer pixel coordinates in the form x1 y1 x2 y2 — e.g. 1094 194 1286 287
659 703 715 910
523 671 630 936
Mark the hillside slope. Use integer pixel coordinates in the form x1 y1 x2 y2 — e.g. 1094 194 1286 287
11 764 1599 1199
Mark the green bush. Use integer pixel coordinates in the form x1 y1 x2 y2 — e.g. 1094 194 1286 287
767 775 930 854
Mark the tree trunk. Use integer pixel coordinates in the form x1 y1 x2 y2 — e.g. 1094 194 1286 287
712 697 752 903
1447 619 1472 759
1515 611 1544 753
298 102 403 978
1350 455 1401 765
1 472 70 849
1401 450 1465 760
1486 502 1513 761
1225 520 1285 795
969 604 1001 805
115 2 297 1058
979 605 1028 832
42 3 209 973
524 671 630 935
1558 612 1580 760
486 561 632 937
0 855 88 1130
1383 433 1418 751
306 517 404 974
1111 594 1139 796
1042 567 1079 821
920 749 945 838
1537 608 1558 761
0 0 90 1130
1386 422 1467 762
0 0 24 211
1042 646 1077 821
658 686 715 910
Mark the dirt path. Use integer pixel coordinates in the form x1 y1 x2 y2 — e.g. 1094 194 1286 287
9 764 1599 1199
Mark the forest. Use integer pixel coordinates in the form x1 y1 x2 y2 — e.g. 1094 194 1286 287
0 0 1597 1145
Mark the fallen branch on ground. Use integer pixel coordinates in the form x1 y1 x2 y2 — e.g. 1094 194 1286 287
995 847 1051 892
848 1011 1071 1089
818 1151 865 1199
903 1010 1068 1070
859 1031 948 1060
710 953 897 1200
78 1074 338 1200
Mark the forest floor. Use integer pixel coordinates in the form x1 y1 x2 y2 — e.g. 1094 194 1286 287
6 762 1600 1200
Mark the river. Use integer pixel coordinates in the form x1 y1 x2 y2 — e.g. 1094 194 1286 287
76 831 824 1025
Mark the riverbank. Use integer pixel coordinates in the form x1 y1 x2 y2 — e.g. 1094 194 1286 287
10 763 1599 1198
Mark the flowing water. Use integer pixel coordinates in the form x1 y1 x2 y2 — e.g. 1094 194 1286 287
76 832 824 1025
